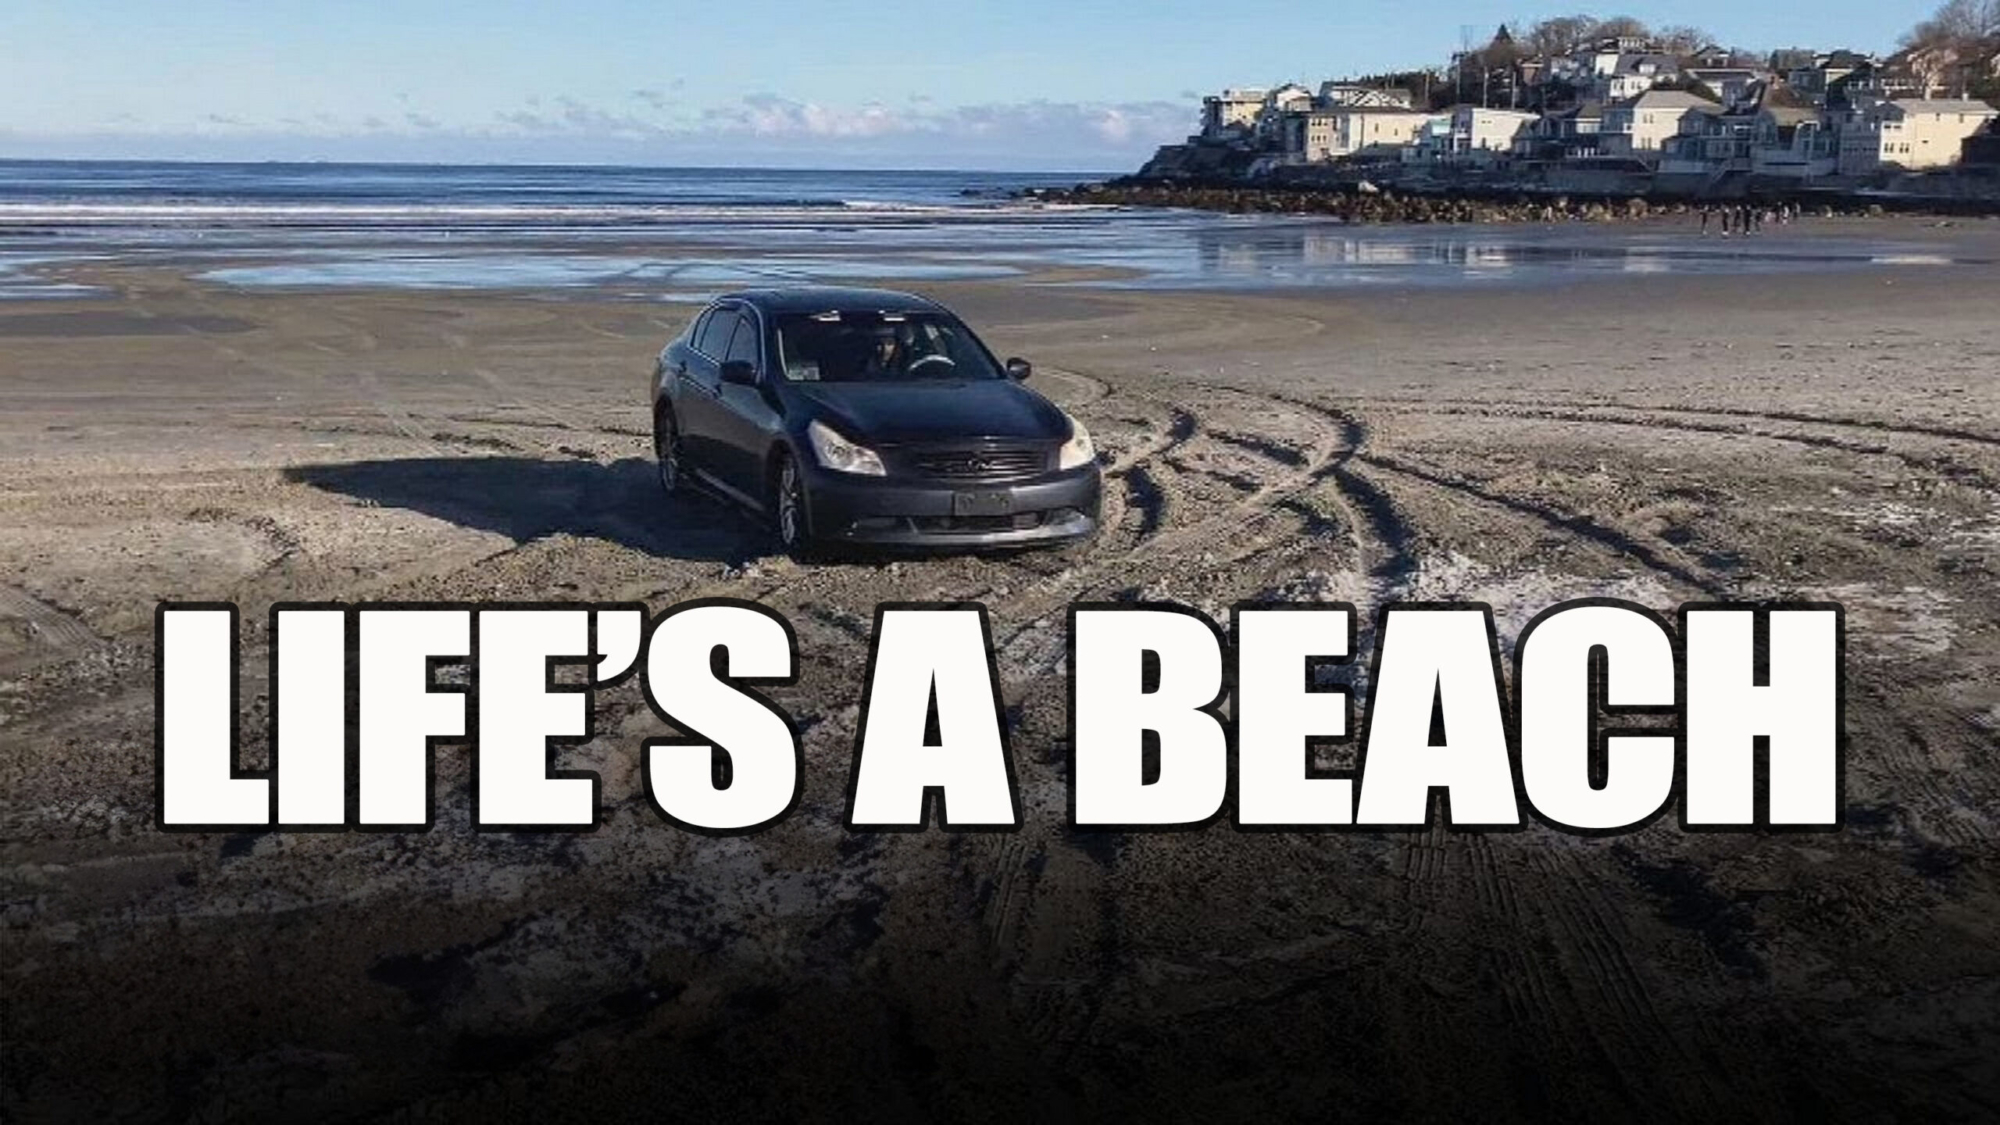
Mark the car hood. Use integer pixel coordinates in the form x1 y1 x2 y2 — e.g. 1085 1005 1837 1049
788 379 1068 445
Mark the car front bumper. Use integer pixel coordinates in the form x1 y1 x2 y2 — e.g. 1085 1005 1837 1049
803 463 1102 549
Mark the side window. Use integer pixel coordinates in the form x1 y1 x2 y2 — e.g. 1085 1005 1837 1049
725 315 762 368
696 308 738 357
685 309 710 350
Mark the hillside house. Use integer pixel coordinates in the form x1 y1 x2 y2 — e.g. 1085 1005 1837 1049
1837 98 2000 175
1591 53 1680 102
1285 105 1429 162
1749 106 1838 179
1200 89 1266 141
1601 89 1722 157
1440 106 1537 164
1514 101 1605 160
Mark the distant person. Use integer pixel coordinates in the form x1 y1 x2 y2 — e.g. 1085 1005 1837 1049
1721 207 1733 237
1700 206 1711 236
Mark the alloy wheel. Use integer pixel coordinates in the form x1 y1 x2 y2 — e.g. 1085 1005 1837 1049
776 459 804 548
654 412 681 495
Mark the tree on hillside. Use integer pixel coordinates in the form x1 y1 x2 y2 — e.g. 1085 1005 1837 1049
1479 25 1526 69
1523 15 1598 59
1656 25 1713 58
1592 15 1652 41
1903 0 2000 97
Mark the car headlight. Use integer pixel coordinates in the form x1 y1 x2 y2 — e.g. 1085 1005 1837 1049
1058 415 1095 470
807 419 886 476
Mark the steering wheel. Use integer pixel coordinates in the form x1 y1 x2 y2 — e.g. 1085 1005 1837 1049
907 353 957 375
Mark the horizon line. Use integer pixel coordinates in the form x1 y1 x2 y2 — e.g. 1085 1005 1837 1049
0 154 1125 177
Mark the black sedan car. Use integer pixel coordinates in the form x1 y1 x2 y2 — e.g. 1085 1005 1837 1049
650 287 1101 555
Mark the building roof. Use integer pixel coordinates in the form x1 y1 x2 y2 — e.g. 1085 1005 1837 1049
1760 81 1815 109
1622 89 1721 110
1305 105 1425 117
1612 54 1679 75
1885 99 2000 115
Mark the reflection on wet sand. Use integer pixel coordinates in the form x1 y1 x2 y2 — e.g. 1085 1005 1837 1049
4 210 1977 301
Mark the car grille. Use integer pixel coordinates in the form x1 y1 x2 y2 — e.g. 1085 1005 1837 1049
904 446 1048 481
912 512 1048 534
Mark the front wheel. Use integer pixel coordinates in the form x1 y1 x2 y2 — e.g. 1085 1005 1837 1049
772 454 816 560
653 407 683 496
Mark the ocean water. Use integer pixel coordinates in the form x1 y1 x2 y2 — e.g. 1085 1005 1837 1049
0 160 1968 295
0 161 1090 228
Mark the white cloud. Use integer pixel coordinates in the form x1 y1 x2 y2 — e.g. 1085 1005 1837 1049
19 91 1199 171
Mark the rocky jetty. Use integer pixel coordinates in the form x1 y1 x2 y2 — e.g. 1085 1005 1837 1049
1024 179 1997 223
1029 183 1704 224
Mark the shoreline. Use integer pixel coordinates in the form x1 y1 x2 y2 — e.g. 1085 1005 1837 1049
8 209 1997 305
1027 177 2000 223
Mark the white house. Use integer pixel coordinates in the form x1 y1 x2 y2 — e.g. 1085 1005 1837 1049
1601 90 1722 157
1591 53 1680 102
1442 106 1537 163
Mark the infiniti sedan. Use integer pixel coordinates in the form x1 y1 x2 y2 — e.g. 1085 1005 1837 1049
650 287 1101 556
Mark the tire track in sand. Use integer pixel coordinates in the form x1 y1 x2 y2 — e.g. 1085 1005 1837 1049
0 586 105 667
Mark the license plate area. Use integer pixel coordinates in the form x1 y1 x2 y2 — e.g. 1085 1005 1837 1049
952 490 1013 517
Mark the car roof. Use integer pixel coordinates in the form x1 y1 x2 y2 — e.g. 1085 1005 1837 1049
716 286 947 315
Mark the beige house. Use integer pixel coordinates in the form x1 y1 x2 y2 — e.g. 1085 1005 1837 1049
1600 89 1721 156
1837 98 2000 175
1287 106 1427 162
1200 89 1267 141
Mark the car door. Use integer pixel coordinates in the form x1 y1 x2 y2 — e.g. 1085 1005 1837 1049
710 309 786 503
676 305 738 485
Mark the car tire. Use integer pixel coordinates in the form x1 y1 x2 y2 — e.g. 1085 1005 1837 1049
771 453 818 561
653 406 683 496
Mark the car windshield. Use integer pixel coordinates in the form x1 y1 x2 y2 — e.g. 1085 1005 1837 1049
771 310 1003 383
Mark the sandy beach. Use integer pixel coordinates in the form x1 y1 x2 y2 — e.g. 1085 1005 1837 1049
5 218 2000 1120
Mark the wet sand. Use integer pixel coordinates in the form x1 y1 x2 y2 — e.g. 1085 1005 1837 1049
4 231 2000 1120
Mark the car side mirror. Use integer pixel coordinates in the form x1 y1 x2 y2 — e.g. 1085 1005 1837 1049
720 359 759 387
1005 357 1033 381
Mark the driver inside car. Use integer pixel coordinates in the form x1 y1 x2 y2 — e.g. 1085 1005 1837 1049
861 325 907 380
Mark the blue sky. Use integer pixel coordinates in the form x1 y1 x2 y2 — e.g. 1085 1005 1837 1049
3 1 1936 170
